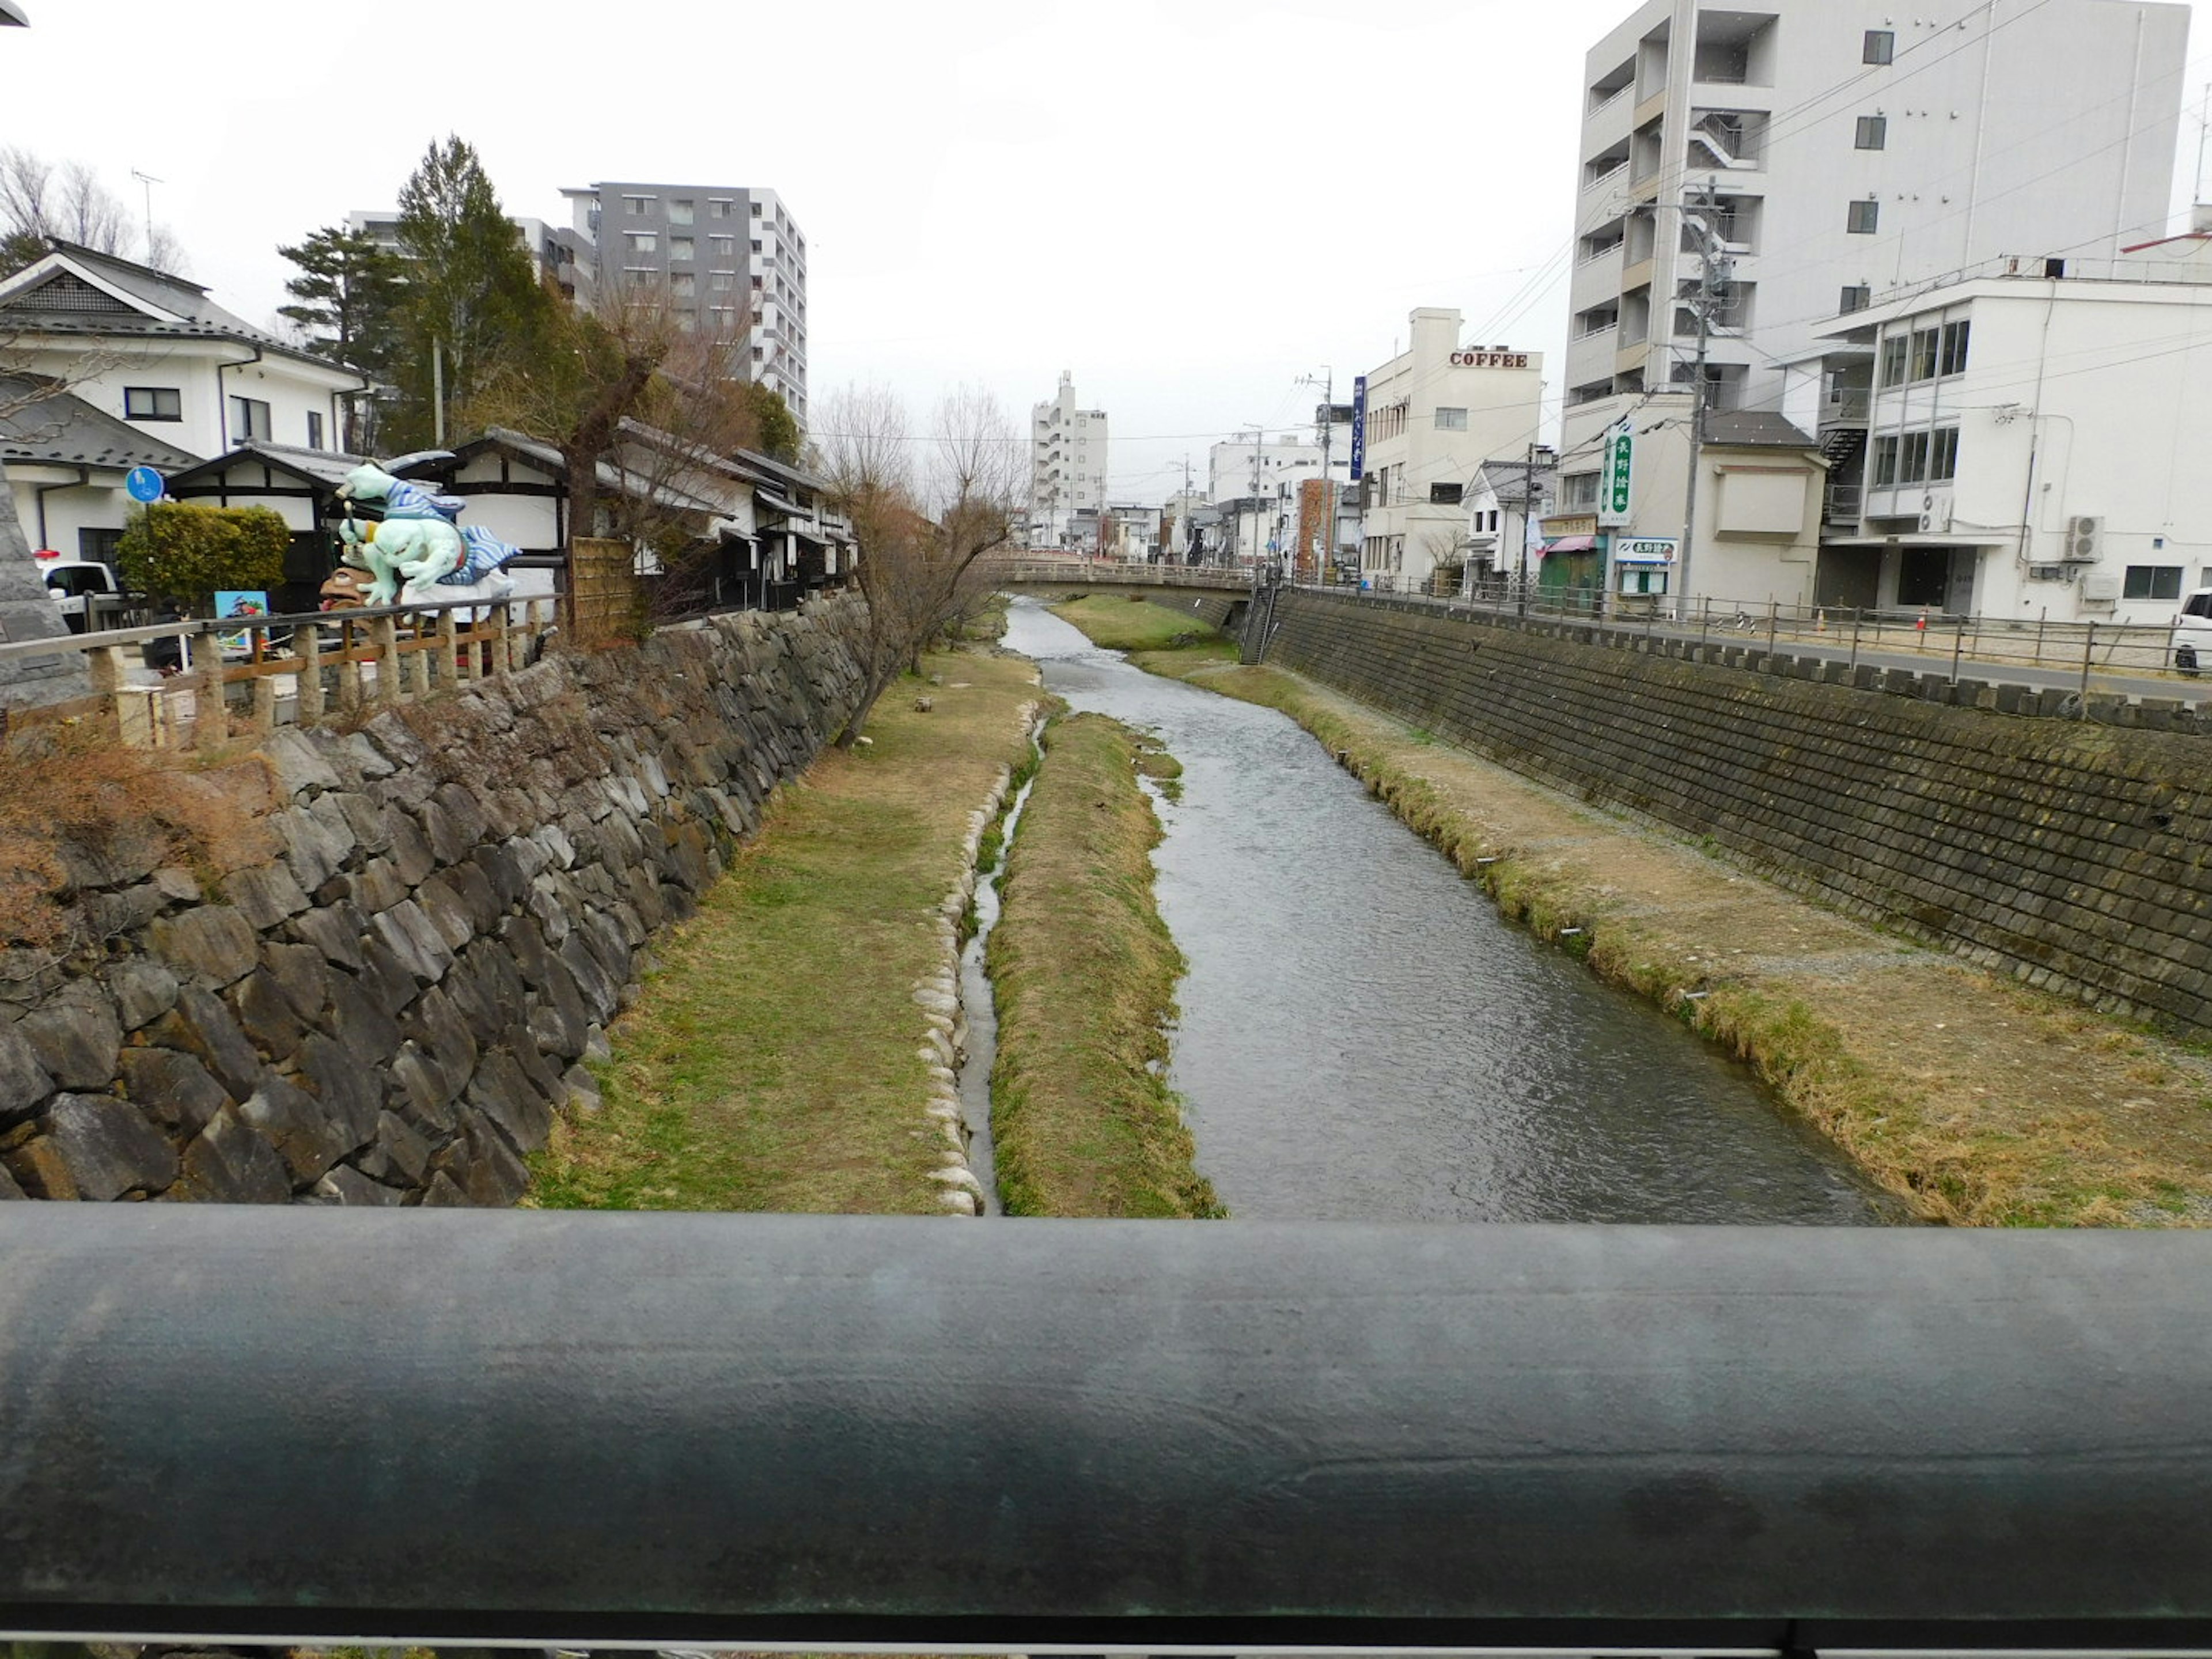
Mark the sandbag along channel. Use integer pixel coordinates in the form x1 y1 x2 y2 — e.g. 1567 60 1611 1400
1005 598 1897 1224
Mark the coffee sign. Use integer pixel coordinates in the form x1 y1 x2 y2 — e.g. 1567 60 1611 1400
1450 351 1530 369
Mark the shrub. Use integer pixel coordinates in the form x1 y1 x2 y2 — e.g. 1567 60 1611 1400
116 502 290 609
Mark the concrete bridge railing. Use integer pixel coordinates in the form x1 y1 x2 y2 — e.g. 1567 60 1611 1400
4 1207 2210 1653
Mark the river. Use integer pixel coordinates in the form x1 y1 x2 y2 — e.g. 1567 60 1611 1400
1003 598 1899 1224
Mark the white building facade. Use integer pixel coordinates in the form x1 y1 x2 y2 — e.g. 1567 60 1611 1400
1556 0 2190 603
1030 372 1108 549
1795 256 2212 623
1357 308 1544 592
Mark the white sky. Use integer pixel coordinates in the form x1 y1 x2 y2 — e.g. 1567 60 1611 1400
6 0 2210 502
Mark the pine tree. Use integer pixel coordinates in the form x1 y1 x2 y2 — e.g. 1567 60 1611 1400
275 226 404 450
384 135 550 451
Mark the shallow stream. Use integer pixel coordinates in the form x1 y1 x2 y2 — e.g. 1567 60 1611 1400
1004 597 1897 1224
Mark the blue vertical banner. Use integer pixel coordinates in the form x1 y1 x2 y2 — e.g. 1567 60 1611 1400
1349 375 1368 482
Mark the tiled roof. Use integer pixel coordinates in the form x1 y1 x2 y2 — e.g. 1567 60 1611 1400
0 242 365 378
168 442 370 492
1703 410 1816 448
0 376 199 472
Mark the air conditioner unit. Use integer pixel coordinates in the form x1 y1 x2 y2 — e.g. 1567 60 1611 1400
2065 514 2101 561
1919 491 1953 533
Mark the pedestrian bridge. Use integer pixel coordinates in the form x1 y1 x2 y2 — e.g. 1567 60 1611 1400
4 1207 2209 1654
987 555 1253 593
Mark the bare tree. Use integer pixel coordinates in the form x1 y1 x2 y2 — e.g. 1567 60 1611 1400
819 382 1023 748
0 148 181 274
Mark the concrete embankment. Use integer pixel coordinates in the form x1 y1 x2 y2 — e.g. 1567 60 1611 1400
1056 598 2212 1226
0 601 869 1206
987 710 1222 1218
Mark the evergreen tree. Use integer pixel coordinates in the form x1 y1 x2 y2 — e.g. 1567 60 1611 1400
740 382 802 464
275 226 404 450
384 135 550 451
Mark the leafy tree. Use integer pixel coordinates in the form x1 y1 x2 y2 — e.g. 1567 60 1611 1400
276 226 405 450
740 381 801 464
384 135 550 450
116 503 289 609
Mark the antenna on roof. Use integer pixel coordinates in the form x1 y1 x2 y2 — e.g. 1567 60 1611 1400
130 169 162 267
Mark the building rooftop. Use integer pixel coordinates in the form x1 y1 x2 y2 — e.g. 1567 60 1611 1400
0 375 199 472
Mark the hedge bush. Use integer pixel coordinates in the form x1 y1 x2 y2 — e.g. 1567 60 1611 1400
116 502 290 608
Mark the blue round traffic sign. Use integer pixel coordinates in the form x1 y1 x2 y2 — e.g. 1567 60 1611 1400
126 466 164 504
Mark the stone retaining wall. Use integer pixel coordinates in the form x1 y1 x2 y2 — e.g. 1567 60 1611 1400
1266 590 2212 1035
0 601 864 1203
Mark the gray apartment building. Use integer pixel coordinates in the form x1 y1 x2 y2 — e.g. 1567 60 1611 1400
558 181 809 423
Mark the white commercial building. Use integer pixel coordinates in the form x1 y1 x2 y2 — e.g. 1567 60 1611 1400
1030 372 1108 550
1556 0 2190 604
1791 247 2212 623
1357 307 1544 593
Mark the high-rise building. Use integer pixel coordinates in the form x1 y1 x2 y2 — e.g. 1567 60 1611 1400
1555 0 2190 584
1030 372 1108 548
557 182 809 423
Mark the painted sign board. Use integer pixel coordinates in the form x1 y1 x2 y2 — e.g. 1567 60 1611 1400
1599 421 1634 528
1612 535 1679 565
1449 351 1531 369
1349 376 1367 482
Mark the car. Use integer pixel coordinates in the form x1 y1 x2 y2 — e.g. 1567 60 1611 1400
34 553 119 634
2172 587 2212 676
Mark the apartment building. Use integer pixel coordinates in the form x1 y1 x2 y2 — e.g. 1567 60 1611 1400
1790 243 2212 622
1357 308 1544 593
344 209 588 304
1555 0 2190 599
557 183 810 422
1030 372 1108 549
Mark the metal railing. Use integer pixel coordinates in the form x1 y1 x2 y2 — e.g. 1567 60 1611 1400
4 1208 2210 1651
1287 582 2212 706
0 594 560 751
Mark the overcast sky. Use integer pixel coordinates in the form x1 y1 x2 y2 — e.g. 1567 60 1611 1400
7 0 2209 501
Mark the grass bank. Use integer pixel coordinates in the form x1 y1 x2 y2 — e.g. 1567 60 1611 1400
987 709 1222 1218
1048 599 2212 1228
1048 591 1238 659
528 650 1040 1213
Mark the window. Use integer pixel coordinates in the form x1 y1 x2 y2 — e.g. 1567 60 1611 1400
78 527 123 567
306 410 324 450
750 202 763 217
1911 327 1939 381
665 237 691 262
229 396 270 442
1880 335 1910 386
1899 430 1930 484
1939 319 1971 376
1434 406 1468 431
627 232 657 253
1840 284 1871 313
710 234 736 256
711 271 735 290
1863 29 1893 64
710 199 734 218
671 273 696 297
1872 434 1900 487
750 274 763 289
1855 115 1887 149
1430 482 1464 505
1562 474 1600 510
2125 565 2184 600
752 346 764 361
123 385 181 421
622 195 654 215
1847 198 1880 234
1929 426 1959 482
669 199 694 226
751 239 763 253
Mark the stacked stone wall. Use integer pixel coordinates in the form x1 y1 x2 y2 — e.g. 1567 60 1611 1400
0 601 864 1203
1267 592 2212 1034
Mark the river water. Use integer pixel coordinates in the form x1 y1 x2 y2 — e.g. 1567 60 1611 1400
1004 599 1897 1224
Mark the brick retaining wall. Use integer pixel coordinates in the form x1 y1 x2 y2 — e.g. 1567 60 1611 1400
1267 590 2212 1035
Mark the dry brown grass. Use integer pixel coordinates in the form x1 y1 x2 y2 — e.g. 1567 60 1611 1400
0 724 276 952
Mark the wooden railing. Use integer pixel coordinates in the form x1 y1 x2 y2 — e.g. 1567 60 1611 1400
0 595 560 751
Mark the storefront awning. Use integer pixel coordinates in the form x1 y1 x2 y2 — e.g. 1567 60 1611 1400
1542 535 1598 555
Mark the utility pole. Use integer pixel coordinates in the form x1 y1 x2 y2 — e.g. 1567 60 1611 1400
1249 426 1264 569
1299 369 1335 585
1677 179 1731 618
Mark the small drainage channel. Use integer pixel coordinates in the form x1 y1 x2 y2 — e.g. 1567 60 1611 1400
954 732 1042 1216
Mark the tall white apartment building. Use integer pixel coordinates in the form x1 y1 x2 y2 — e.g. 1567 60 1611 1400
1030 372 1108 548
1555 0 2189 578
